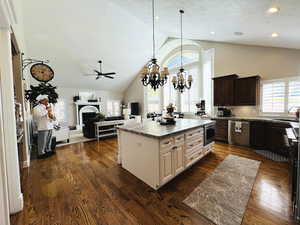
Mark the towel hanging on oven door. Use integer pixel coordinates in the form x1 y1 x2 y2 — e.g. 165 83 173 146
235 121 242 133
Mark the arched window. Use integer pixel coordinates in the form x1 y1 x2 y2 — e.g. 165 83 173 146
144 40 214 116
163 49 201 113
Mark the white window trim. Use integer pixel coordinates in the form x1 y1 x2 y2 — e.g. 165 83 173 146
259 76 300 117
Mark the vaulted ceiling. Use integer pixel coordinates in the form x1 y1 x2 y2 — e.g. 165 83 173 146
22 0 167 92
113 0 300 49
22 0 300 91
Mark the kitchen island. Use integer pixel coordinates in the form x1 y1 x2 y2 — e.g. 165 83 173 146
117 119 215 190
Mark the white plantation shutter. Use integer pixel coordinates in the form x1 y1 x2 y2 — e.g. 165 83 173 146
288 81 300 112
262 82 285 113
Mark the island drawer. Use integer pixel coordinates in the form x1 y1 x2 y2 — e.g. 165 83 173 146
186 138 203 151
160 137 174 149
185 150 203 168
174 134 185 144
185 128 203 141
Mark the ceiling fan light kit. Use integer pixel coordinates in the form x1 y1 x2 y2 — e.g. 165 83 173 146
141 0 169 91
172 9 193 93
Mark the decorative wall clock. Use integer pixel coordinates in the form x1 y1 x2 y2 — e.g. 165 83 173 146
22 55 54 83
30 63 54 83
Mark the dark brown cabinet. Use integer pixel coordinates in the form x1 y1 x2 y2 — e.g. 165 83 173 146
213 74 260 106
250 121 266 149
250 121 290 156
265 123 290 156
214 119 228 142
213 75 237 106
235 76 260 106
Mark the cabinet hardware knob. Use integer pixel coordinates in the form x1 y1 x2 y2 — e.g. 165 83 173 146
172 146 178 150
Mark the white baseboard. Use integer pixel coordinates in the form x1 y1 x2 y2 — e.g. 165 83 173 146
10 193 23 214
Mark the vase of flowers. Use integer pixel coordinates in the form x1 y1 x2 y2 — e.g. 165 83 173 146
166 103 176 117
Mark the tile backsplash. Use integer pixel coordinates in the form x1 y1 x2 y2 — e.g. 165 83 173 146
214 106 260 117
229 106 259 117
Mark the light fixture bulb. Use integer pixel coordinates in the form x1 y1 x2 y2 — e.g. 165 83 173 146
271 32 279 37
268 6 280 13
210 31 215 35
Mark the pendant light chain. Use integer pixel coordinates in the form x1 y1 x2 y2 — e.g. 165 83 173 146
180 10 183 69
172 9 193 93
140 0 170 91
152 0 156 59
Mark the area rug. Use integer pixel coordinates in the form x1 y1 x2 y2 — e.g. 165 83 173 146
252 149 288 162
183 154 261 225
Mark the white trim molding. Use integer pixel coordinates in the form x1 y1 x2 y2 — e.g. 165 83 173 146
0 28 23 215
0 0 23 218
0 70 11 225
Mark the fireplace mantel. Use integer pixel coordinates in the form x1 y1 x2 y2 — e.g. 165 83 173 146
74 101 101 106
74 101 102 129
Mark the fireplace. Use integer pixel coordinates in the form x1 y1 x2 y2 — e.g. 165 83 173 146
75 102 101 129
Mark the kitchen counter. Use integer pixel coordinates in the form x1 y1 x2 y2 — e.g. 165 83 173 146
117 119 215 139
211 116 298 125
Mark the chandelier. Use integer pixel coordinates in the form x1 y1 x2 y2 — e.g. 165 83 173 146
141 0 169 91
172 10 193 93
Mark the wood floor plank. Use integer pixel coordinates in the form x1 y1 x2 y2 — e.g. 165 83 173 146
10 138 297 225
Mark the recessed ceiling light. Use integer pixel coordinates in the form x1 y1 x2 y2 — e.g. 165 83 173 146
268 6 280 13
271 32 279 37
234 32 244 36
210 31 215 35
155 16 159 20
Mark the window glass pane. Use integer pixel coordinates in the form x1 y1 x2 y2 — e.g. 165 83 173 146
113 101 121 116
53 99 65 122
164 73 177 110
180 68 199 112
288 81 300 113
147 86 160 113
167 52 199 69
107 101 113 116
262 82 285 113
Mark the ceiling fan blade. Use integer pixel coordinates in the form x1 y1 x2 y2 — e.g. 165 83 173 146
84 74 97 76
102 72 116 76
94 69 101 74
96 76 101 80
103 75 114 79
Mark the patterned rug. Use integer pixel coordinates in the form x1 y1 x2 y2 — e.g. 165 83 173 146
252 150 288 162
183 155 261 225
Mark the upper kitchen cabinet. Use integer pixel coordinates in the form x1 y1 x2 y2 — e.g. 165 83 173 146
213 74 260 106
235 76 260 106
213 74 238 106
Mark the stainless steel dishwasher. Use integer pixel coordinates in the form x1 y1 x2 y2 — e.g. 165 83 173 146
228 120 250 146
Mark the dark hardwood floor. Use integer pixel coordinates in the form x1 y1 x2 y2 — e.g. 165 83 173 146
11 139 297 225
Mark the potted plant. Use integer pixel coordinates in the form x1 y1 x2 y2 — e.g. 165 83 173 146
95 112 106 121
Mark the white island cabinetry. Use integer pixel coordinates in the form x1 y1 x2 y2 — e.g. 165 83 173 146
118 120 214 190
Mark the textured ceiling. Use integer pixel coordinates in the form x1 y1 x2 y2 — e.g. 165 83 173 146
112 0 300 49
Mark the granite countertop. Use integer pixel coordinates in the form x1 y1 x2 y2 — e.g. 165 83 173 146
211 116 299 124
117 119 215 139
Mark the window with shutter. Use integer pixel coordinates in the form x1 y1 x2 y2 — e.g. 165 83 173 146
288 81 300 113
262 82 285 113
261 77 300 115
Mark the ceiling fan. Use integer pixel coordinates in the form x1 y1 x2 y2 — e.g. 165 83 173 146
84 60 116 80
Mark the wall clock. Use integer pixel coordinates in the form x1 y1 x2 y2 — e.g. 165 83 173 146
30 63 54 83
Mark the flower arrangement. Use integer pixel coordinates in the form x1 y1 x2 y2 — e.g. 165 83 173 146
166 103 176 116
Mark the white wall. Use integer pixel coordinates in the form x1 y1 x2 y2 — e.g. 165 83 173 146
123 73 145 116
198 40 300 80
56 87 124 126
